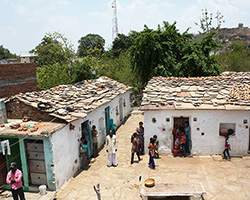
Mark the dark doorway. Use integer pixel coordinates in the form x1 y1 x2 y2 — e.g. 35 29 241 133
105 106 110 135
119 98 123 122
0 153 7 187
172 117 190 153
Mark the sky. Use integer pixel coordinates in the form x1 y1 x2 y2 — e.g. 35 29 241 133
0 0 249 54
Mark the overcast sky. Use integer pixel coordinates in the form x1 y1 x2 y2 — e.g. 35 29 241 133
0 0 249 54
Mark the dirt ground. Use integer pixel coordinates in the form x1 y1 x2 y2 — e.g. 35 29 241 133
55 112 250 200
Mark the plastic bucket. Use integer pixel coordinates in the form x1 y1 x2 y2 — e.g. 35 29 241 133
39 185 47 195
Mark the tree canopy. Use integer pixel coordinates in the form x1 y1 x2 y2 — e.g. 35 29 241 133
0 45 16 60
130 22 221 85
32 32 74 66
77 34 105 57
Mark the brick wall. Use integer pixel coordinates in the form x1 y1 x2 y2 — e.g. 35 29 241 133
6 99 55 122
0 63 37 98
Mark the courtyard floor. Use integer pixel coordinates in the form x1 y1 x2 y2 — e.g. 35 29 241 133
55 112 250 200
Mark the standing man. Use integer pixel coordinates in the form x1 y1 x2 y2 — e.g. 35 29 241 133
92 125 99 158
6 162 26 200
105 130 117 167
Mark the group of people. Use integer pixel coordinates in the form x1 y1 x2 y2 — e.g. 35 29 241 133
172 121 191 157
130 122 159 170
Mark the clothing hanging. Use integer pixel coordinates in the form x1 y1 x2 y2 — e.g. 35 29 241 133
1 140 11 155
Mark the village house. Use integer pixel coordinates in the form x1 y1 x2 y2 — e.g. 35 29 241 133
140 72 250 156
0 76 131 191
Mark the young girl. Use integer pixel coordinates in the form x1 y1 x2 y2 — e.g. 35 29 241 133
79 137 89 170
223 136 231 160
148 138 156 169
153 135 159 158
180 131 186 157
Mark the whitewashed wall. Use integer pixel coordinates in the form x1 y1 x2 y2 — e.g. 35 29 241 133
51 91 131 190
144 109 250 156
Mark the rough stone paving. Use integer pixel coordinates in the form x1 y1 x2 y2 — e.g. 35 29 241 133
141 72 250 110
5 76 131 122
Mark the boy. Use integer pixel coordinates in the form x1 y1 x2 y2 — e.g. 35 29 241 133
180 131 186 157
79 137 88 170
223 136 231 160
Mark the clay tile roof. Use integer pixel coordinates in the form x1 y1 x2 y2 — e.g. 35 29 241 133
6 76 131 122
140 72 250 111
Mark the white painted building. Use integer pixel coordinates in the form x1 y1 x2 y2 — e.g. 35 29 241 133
2 76 131 191
141 72 250 156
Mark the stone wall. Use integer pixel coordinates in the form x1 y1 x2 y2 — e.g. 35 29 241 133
5 98 55 122
0 63 37 98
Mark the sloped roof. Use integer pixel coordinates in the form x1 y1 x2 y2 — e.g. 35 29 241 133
140 72 250 111
6 76 131 122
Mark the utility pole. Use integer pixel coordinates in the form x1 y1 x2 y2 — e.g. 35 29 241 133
112 0 118 40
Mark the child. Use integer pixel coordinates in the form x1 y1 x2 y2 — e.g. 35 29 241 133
79 137 88 170
223 136 231 160
148 138 156 169
131 133 141 164
153 135 159 158
180 131 186 157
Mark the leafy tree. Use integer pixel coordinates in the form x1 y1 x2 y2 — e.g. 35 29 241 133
0 45 16 60
111 33 133 57
77 34 105 57
32 32 74 66
216 41 250 72
130 22 221 85
238 23 244 28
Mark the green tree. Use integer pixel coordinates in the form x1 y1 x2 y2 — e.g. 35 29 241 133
111 33 133 57
32 32 75 66
0 45 16 60
77 34 105 57
216 41 250 72
130 22 221 86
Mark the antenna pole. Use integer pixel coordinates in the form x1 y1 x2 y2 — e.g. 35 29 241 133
112 0 118 40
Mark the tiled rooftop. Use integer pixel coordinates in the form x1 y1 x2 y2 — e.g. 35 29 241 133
140 72 250 110
6 76 131 122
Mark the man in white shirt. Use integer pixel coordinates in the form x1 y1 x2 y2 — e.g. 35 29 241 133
105 130 117 167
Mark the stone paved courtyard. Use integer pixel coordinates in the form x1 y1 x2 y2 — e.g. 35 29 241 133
55 113 250 200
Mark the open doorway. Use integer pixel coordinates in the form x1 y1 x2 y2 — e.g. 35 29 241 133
172 117 191 154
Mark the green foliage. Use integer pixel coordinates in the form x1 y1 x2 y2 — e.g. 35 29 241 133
77 34 105 57
130 22 221 85
0 45 16 60
32 32 74 66
111 33 133 57
216 41 250 72
37 63 73 89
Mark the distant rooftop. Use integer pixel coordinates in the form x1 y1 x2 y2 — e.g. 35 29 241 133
140 72 250 111
20 51 36 57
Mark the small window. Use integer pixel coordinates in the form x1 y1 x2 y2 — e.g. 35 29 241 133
243 119 248 124
219 123 236 136
193 117 197 122
152 118 156 123
166 118 170 122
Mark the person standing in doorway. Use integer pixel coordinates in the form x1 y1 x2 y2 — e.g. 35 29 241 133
223 136 231 160
83 122 93 159
131 133 142 164
6 162 26 200
108 118 116 135
184 121 191 154
92 125 98 158
79 137 88 170
180 131 186 157
136 122 144 155
106 130 117 167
